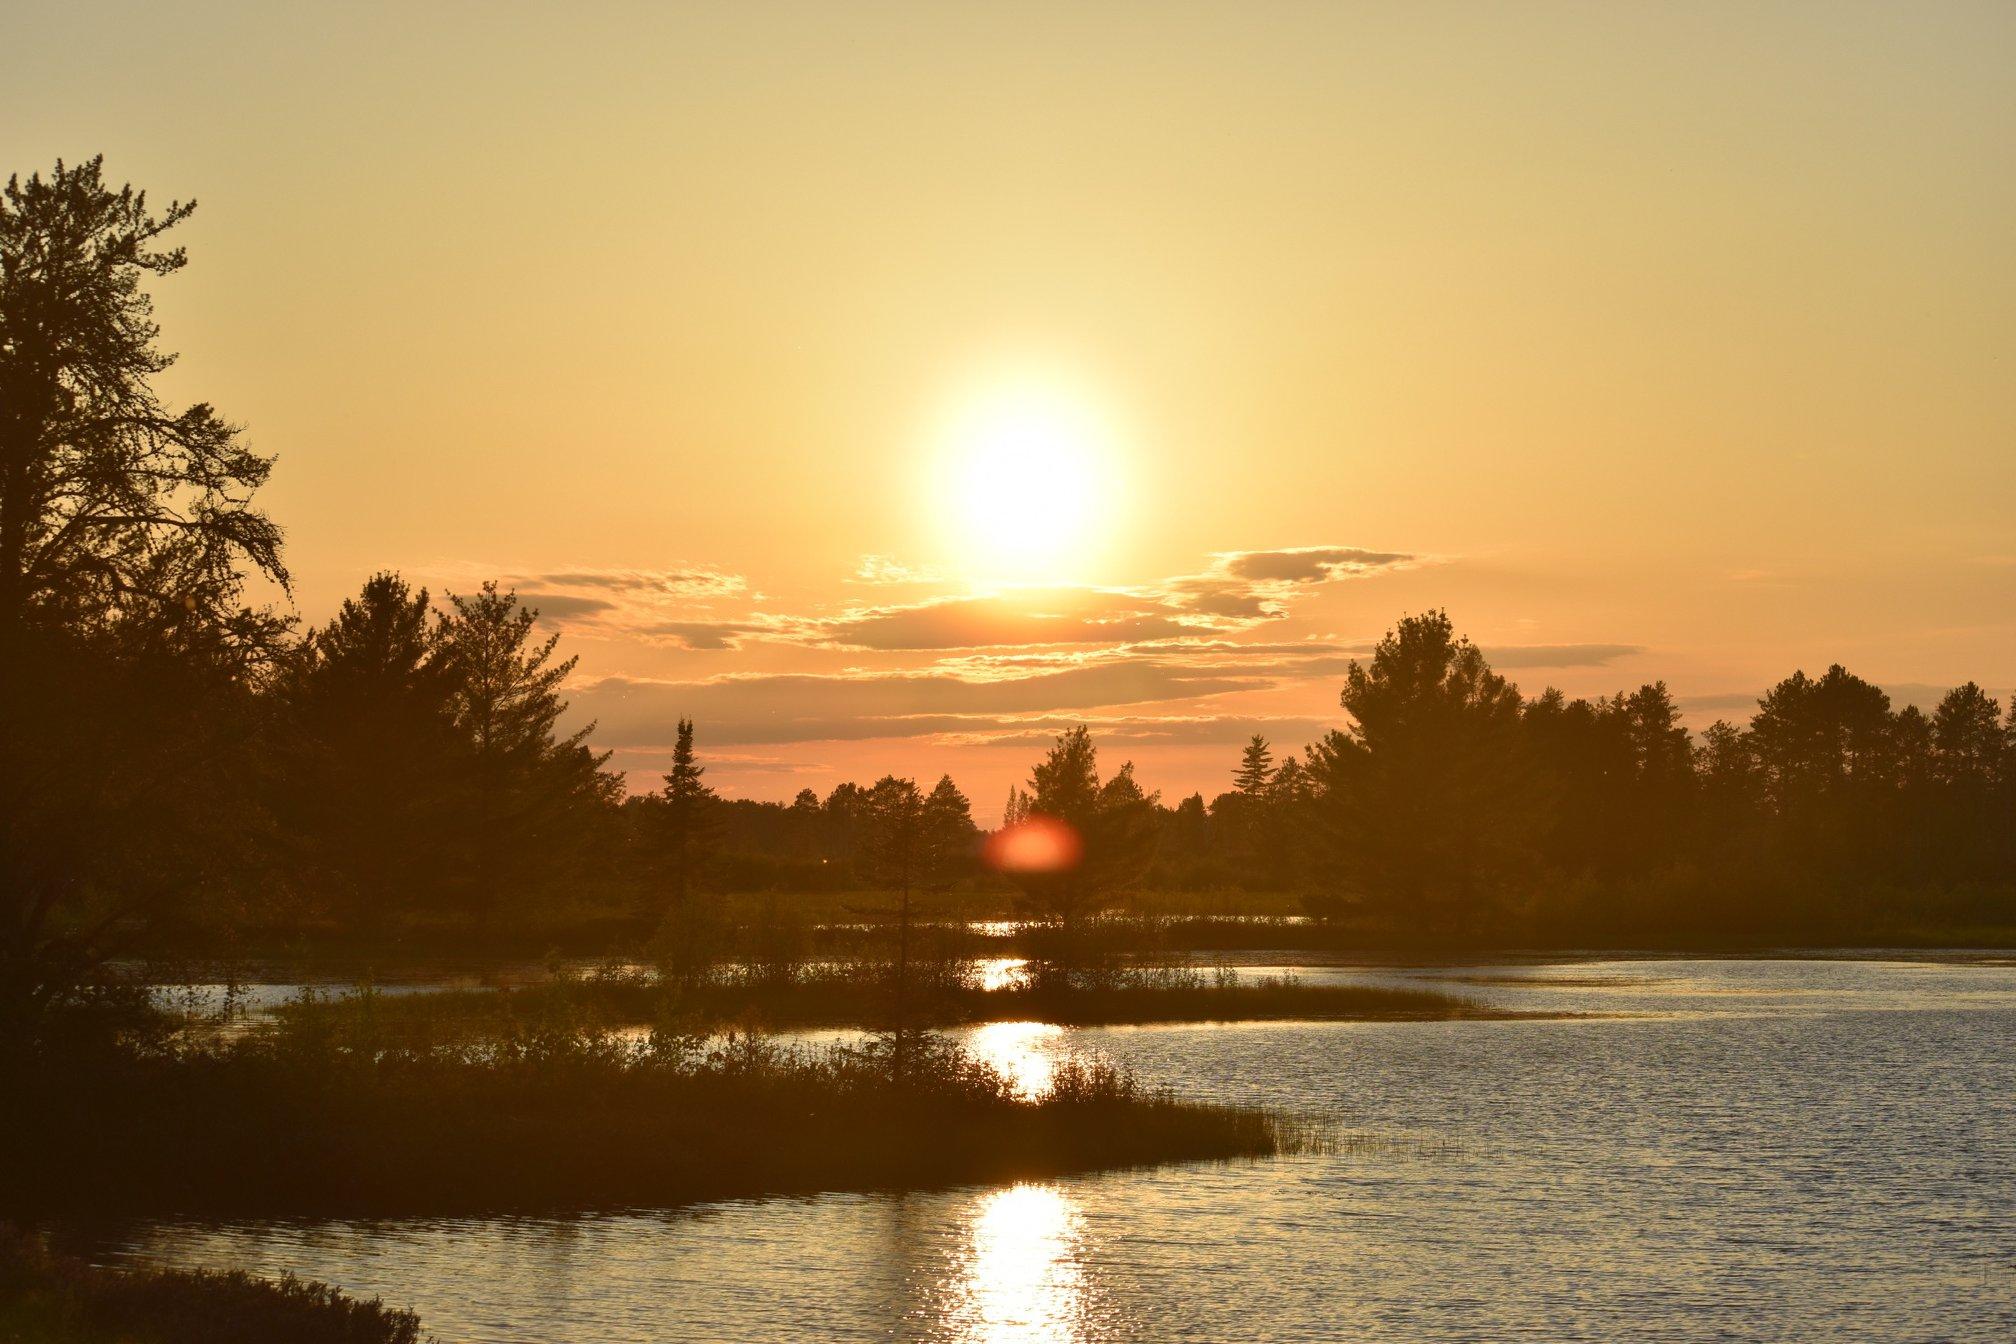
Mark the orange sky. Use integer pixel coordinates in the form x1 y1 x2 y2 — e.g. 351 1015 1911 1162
9 2 2012 817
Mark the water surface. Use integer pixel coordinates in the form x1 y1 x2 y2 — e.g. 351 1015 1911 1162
95 957 2016 1341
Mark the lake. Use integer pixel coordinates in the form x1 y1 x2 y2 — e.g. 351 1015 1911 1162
89 956 2016 1341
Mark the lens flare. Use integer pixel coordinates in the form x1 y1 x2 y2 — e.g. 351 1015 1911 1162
983 816 1083 875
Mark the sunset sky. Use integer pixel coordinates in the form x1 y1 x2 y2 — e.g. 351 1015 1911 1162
9 1 2012 815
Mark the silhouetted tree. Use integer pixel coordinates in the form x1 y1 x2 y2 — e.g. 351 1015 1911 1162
1012 726 1158 970
1890 706 1937 791
272 574 467 930
1 159 287 1036
433 581 620 916
920 774 978 884
1696 720 1757 806
860 777 928 1049
658 718 717 910
1933 683 2004 788
1750 665 1894 806
1307 611 1541 932
0 158 285 653
1233 735 1274 795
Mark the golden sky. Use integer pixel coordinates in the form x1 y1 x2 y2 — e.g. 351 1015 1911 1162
10 1 2012 814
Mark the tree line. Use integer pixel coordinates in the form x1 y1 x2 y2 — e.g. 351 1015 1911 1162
3 158 2011 1042
1136 612 2015 940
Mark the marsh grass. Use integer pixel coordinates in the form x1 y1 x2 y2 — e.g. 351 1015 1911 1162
266 956 1490 1046
0 1225 426 1343
1 1001 1302 1219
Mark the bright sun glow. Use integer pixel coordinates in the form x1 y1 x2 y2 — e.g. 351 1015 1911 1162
938 380 1119 580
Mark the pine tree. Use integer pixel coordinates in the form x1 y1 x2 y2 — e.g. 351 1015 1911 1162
1002 785 1033 827
861 775 929 1076
659 718 717 911
1233 735 1275 795
1029 726 1100 821
276 573 466 929
1 159 291 1021
1310 610 1539 931
1014 726 1158 972
0 157 285 653
922 775 977 881
433 581 617 914
1933 683 2004 788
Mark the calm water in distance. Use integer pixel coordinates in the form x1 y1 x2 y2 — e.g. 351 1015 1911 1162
96 957 2016 1342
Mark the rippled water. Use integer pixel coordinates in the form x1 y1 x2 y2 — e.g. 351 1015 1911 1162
92 957 2016 1341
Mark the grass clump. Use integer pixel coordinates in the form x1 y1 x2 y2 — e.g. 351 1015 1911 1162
0 1225 425 1343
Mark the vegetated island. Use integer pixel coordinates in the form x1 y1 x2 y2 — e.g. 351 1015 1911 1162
264 959 1519 1046
3 1001 1312 1223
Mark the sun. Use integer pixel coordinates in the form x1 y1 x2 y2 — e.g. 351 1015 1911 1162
936 378 1118 581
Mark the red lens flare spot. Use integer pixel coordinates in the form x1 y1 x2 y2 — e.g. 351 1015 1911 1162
983 815 1084 874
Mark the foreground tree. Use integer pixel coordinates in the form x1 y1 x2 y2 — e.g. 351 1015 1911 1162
0 158 284 649
0 159 287 1039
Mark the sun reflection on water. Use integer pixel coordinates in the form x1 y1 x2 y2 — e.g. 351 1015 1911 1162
976 957 1030 992
945 1184 1095 1343
965 1020 1063 1098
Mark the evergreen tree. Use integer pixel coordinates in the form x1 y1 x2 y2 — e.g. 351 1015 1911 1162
659 718 717 911
921 774 978 883
1932 683 2004 788
1233 735 1275 795
1890 706 1937 791
1269 756 1311 804
1621 682 1693 787
433 582 619 915
1696 720 1755 799
0 159 288 1033
0 157 285 654
274 573 466 929
1308 611 1540 931
1030 726 1101 821
1749 665 1893 805
861 775 927 1007
1012 726 1158 963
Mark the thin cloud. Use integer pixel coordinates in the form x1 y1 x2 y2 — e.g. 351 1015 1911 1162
1210 546 1414 583
636 620 779 651
1481 643 1645 669
531 567 749 599
851 555 944 585
810 545 1417 651
569 659 1270 748
1160 545 1417 622
819 589 1202 651
516 592 619 620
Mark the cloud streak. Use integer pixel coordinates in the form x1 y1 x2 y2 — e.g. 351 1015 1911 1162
570 658 1269 748
501 544 1425 654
